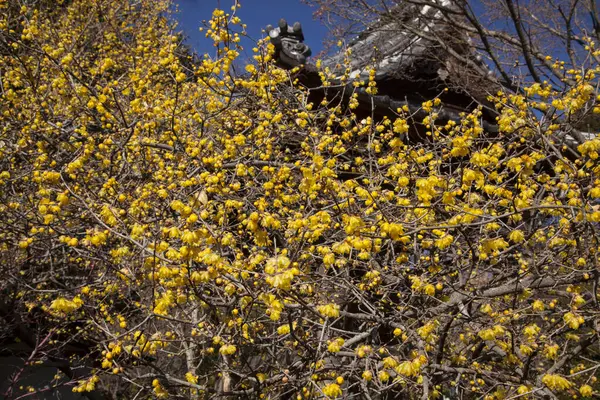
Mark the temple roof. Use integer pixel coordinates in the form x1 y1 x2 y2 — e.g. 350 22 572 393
320 0 479 82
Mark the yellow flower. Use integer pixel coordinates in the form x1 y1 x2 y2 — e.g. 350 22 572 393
382 356 398 369
480 303 493 314
219 344 236 356
355 345 372 358
434 234 454 249
417 320 439 341
277 324 290 335
327 338 344 353
323 253 335 266
520 344 534 356
395 361 417 377
543 343 559 360
517 385 530 395
185 372 198 384
317 303 340 318
532 300 545 312
378 370 390 382
564 312 584 329
542 374 572 391
342 215 364 235
478 329 495 341
580 385 593 397
322 383 342 398
50 296 83 314
508 230 525 243
423 284 436 296
393 118 409 134
523 324 540 339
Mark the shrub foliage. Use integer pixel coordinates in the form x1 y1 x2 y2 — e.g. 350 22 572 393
1 0 600 399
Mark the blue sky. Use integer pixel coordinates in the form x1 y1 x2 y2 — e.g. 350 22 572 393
174 0 328 61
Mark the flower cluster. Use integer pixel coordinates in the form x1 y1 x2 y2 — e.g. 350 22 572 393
1 0 600 399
